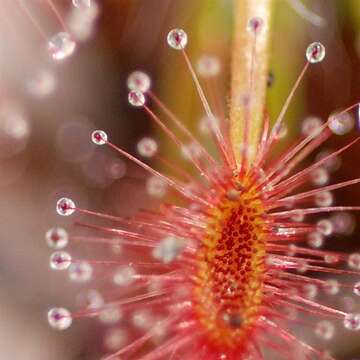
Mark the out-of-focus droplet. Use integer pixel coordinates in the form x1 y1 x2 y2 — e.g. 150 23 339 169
301 116 323 137
127 71 151 93
48 32 76 61
307 232 324 248
69 261 93 282
198 115 219 135
72 0 91 8
181 142 202 161
247 17 264 34
0 102 30 159
167 29 188 50
26 69 56 98
56 197 76 216
152 236 185 264
132 310 153 330
323 279 339 295
316 149 341 173
77 289 104 311
324 254 339 264
104 328 127 351
306 42 325 63
46 227 68 249
146 176 167 198
344 313 360 331
137 137 158 158
82 152 122 188
91 130 108 145
303 283 318 299
99 306 122 324
330 212 355 235
197 55 221 77
50 251 72 270
315 191 333 207
67 0 99 41
315 320 335 340
113 266 135 286
56 119 95 163
106 159 126 180
353 281 360 296
348 253 360 270
316 219 333 236
48 307 72 330
311 167 329 186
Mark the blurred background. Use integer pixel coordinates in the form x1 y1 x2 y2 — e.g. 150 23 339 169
0 0 360 358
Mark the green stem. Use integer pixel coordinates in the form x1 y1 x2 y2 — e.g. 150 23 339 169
230 0 273 165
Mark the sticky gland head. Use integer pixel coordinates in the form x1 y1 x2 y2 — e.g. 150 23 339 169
193 175 266 349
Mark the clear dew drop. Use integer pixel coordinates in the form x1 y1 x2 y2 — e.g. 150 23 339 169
48 307 72 330
328 111 354 135
348 253 360 270
72 0 91 8
128 90 145 107
46 227 68 249
353 281 360 296
137 137 158 158
167 28 188 50
127 71 151 93
91 130 108 145
113 266 135 286
306 42 326 63
68 261 93 283
48 32 76 61
344 313 360 331
315 320 335 341
56 197 76 216
196 55 221 77
50 251 72 270
146 176 167 198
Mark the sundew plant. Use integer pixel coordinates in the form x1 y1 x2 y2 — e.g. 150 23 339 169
9 0 358 359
